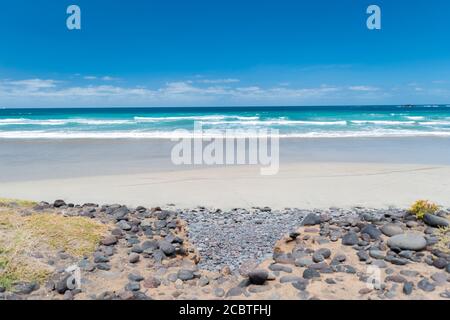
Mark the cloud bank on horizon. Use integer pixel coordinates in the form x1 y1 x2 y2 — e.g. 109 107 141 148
0 0 449 107
1 76 449 107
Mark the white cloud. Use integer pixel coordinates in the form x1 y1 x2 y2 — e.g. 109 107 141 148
348 85 379 92
432 80 447 84
82 75 119 81
1 78 415 107
197 78 240 84
7 79 59 90
101 76 119 81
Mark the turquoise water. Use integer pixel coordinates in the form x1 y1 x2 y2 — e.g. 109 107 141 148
1 105 450 138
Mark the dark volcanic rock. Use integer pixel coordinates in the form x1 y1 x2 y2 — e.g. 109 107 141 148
128 273 144 282
342 232 359 246
279 276 302 283
12 282 39 295
386 275 407 283
177 269 195 281
292 279 309 291
248 270 269 285
101 235 118 246
398 250 414 260
295 257 313 267
369 250 385 260
403 282 414 295
226 287 243 297
131 244 143 254
53 200 66 208
312 252 325 263
117 220 132 231
141 240 159 251
129 253 140 264
214 288 225 297
93 254 109 263
423 214 450 228
158 240 176 256
357 250 370 262
417 279 435 292
78 259 95 272
112 207 129 221
153 250 166 263
269 264 292 273
303 268 320 279
385 256 409 266
96 263 111 271
301 213 321 226
143 277 161 288
289 232 300 240
55 275 71 294
125 282 141 292
361 224 382 240
157 210 171 220
433 258 448 269
315 248 331 259
273 253 295 265
331 254 347 264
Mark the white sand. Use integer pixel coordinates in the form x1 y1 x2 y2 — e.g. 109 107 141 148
1 162 450 209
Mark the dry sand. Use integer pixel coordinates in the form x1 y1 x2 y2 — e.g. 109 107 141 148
1 162 450 209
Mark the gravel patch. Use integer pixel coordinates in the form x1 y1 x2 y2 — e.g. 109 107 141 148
179 207 391 271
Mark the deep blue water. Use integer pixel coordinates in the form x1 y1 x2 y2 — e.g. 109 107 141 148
1 105 450 138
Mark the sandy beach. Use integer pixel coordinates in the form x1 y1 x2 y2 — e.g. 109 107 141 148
1 137 450 209
2 162 450 209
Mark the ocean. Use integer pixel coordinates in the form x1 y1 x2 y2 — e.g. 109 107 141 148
1 105 450 138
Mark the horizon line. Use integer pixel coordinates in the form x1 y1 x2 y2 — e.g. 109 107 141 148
2 103 450 110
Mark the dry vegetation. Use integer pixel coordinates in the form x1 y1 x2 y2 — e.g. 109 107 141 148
0 198 108 290
0 198 37 208
435 226 450 254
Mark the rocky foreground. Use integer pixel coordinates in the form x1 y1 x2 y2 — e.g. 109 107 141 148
0 200 449 300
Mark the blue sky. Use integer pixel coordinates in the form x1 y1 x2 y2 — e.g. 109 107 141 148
0 0 450 107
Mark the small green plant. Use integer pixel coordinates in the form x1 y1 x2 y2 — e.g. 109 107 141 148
409 200 439 220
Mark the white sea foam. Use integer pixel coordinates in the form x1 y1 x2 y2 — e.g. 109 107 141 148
405 116 425 120
204 120 348 126
0 118 133 125
350 120 416 125
134 115 259 122
74 119 133 125
2 117 449 128
419 121 450 126
1 129 450 139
